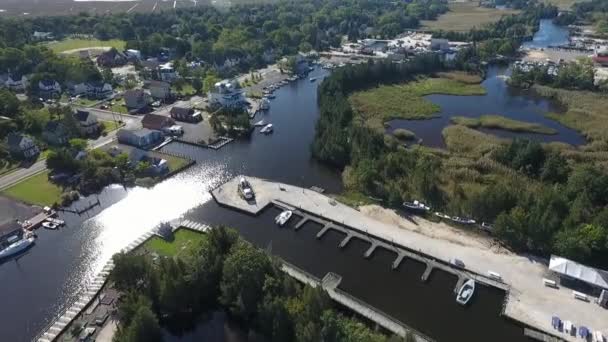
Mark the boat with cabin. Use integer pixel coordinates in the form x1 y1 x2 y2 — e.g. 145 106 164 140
403 200 430 213
456 279 475 305
0 236 36 260
275 210 293 227
260 124 273 134
45 218 65 226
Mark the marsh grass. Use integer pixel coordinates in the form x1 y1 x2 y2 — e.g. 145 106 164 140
451 114 558 134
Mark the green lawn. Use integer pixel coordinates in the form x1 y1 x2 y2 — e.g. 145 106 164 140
2 171 63 206
47 38 126 53
101 120 123 134
451 115 558 134
163 154 191 172
421 2 520 32
109 99 128 114
349 76 486 131
172 83 197 97
142 228 206 257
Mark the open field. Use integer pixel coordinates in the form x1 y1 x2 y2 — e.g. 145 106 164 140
421 2 520 32
1 171 62 206
541 0 587 10
47 38 126 54
451 115 558 134
141 228 206 257
349 75 486 130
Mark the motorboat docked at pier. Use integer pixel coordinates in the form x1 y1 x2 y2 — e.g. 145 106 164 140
0 236 35 260
260 124 273 134
456 279 475 305
275 210 293 227
403 200 430 213
238 177 255 200
42 222 59 230
451 216 476 225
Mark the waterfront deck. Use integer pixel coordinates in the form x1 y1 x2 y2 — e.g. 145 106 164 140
211 176 608 342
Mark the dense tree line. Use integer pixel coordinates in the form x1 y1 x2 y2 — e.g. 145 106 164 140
0 0 447 70
111 227 406 342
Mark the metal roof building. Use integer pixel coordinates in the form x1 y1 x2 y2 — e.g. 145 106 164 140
549 255 608 290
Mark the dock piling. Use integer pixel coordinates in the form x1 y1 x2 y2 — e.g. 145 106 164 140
421 263 434 282
364 242 379 258
392 253 406 270
339 233 354 248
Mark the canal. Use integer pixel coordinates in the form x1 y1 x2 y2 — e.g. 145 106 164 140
0 20 574 342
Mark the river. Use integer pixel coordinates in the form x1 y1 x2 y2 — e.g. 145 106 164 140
1 21 573 342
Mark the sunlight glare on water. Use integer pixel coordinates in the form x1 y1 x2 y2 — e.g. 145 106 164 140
80 163 228 282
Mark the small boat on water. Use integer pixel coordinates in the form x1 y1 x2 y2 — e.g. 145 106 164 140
46 218 65 226
42 222 59 230
456 279 475 305
266 94 276 99
253 120 266 127
0 236 35 260
309 77 317 82
451 216 476 225
403 200 430 213
260 124 273 134
275 210 293 227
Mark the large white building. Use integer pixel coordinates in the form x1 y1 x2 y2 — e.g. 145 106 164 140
207 80 246 109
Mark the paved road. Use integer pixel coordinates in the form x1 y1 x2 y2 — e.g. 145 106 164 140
0 110 142 192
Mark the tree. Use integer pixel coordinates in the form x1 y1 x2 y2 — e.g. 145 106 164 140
220 240 273 322
114 305 162 342
0 89 20 117
69 138 87 151
203 74 220 94
192 78 203 94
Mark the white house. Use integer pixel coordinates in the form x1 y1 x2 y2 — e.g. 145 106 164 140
207 80 246 109
38 79 61 98
159 62 178 83
5 74 28 91
71 82 113 99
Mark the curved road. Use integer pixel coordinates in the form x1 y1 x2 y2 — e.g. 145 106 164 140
0 109 141 191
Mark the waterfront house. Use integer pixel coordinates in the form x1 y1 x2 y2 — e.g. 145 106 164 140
117 128 162 148
73 110 100 136
129 149 168 175
42 121 69 145
207 80 246 109
38 79 61 98
7 132 39 159
5 74 28 91
170 105 202 123
159 62 178 83
96 49 127 68
149 80 172 100
141 113 175 131
123 89 151 112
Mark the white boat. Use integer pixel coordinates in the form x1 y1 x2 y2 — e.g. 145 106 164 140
309 77 317 82
275 210 293 226
593 330 604 342
0 237 35 260
42 222 59 230
434 212 451 220
451 216 476 225
403 200 430 213
46 218 65 226
481 222 493 231
260 124 273 134
456 279 475 305
253 120 266 127
238 177 254 200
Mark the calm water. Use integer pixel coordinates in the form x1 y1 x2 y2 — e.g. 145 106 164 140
0 43 572 340
522 19 570 49
387 66 585 148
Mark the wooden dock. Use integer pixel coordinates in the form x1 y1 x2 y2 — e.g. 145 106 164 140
281 262 434 342
22 210 57 230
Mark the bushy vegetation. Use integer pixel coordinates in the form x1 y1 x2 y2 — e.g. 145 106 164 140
509 58 598 91
314 54 608 267
111 227 400 342
451 115 557 134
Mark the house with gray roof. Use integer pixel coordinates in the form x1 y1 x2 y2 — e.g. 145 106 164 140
42 121 69 145
7 132 39 159
117 128 162 149
73 110 100 136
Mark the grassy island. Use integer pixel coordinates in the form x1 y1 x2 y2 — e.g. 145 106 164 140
451 115 558 135
349 74 486 130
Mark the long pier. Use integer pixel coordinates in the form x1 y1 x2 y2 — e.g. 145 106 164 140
281 262 434 342
271 201 505 294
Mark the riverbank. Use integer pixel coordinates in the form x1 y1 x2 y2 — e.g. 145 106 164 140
212 176 608 342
